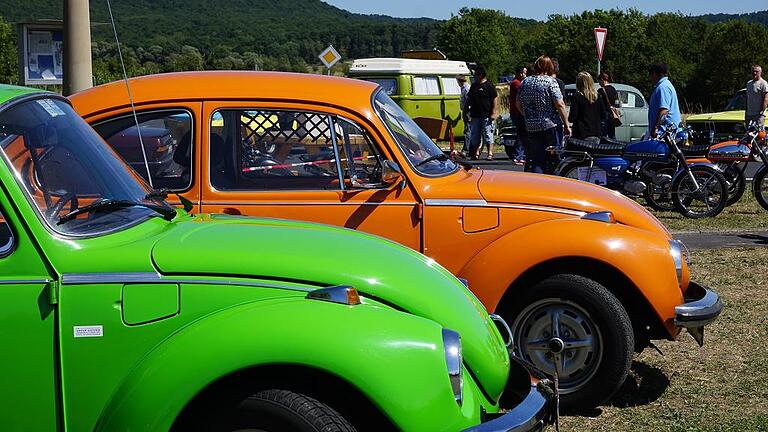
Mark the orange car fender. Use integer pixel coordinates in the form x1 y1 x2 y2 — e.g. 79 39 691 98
458 217 682 329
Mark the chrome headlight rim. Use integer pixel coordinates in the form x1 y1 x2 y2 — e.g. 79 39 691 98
669 240 690 288
441 328 463 405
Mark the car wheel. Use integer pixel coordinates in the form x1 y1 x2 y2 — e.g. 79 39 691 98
506 274 634 410
226 389 357 432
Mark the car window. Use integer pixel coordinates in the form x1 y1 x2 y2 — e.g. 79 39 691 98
210 109 341 191
335 117 384 185
618 91 645 108
0 207 13 257
725 91 747 111
92 110 193 191
441 77 462 95
362 78 397 96
413 76 440 96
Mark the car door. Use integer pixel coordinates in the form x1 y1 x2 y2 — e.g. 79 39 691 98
200 101 422 251
0 197 58 431
617 89 649 141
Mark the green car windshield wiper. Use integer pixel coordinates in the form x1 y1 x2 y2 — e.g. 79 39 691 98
57 198 177 225
415 152 449 167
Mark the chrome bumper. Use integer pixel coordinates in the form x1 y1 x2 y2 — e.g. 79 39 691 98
463 357 554 432
674 281 723 346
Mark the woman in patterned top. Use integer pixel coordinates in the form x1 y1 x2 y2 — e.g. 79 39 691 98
515 55 570 174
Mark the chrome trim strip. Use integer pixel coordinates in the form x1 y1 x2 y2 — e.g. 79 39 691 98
62 272 162 284
0 279 51 284
424 199 585 216
201 201 417 207
424 199 488 206
61 273 312 292
490 313 513 347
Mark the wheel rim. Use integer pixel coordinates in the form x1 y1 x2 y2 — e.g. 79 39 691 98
646 167 675 210
676 169 725 216
512 299 603 394
563 166 581 180
757 172 768 203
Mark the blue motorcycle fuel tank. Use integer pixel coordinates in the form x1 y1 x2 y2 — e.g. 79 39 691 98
623 139 670 162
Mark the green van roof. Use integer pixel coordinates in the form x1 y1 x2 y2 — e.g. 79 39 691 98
0 84 48 106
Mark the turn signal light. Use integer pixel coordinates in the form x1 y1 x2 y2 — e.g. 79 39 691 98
306 285 361 305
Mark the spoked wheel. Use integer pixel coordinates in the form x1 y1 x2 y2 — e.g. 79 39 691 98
671 166 729 218
507 274 633 409
753 165 768 211
560 162 588 180
722 163 745 206
643 166 675 212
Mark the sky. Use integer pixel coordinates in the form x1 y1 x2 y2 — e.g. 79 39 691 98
323 0 766 21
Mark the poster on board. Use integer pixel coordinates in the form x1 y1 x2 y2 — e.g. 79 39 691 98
21 24 64 85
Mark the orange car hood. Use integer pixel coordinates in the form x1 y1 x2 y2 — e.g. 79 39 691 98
476 170 670 237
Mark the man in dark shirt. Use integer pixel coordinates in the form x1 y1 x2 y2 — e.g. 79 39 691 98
508 66 527 164
467 66 498 160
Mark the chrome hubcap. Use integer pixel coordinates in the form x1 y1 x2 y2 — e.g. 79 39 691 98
513 299 603 394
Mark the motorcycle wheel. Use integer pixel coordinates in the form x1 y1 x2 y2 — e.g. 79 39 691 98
642 166 676 212
559 162 588 180
671 165 729 218
753 165 768 212
723 164 745 206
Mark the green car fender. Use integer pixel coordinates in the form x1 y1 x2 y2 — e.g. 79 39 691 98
95 296 493 432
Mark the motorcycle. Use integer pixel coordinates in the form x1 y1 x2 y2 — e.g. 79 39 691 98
554 120 730 218
685 123 768 208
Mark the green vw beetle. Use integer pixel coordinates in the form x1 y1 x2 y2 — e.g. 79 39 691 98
0 84 553 431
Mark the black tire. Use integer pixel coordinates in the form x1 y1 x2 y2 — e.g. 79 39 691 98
722 164 745 206
504 274 634 410
225 389 357 432
642 166 675 212
671 166 729 218
753 165 768 212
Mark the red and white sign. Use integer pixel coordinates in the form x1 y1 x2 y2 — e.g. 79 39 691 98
594 27 607 61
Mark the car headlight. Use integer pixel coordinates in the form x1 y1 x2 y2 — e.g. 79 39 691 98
441 329 463 405
669 240 690 289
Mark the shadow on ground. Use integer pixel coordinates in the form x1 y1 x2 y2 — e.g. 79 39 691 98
564 360 670 418
737 233 768 245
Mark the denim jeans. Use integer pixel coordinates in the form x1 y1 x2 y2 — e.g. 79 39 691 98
462 115 471 153
511 113 526 160
524 127 558 174
470 117 494 156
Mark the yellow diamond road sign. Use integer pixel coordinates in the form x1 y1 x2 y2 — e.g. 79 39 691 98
319 45 341 68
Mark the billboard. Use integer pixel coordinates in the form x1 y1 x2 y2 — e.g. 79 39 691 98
19 23 64 85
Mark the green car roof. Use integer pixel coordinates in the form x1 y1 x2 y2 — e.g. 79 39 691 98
0 84 48 106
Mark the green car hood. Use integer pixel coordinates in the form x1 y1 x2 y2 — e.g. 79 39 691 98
686 110 744 122
151 214 510 400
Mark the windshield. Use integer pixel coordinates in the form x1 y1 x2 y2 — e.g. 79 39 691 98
372 91 458 176
725 90 746 111
0 96 169 236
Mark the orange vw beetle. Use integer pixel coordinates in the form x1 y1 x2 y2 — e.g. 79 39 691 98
70 71 721 409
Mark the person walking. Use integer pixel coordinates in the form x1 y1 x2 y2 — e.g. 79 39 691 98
647 63 681 138
569 72 603 142
456 75 472 156
467 66 498 160
508 66 527 165
516 55 570 174
746 64 768 131
597 72 619 139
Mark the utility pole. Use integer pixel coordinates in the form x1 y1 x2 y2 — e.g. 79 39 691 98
63 0 93 95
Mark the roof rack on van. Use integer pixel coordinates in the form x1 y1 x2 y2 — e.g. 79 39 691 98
400 49 447 60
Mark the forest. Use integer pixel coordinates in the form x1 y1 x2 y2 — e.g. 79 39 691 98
0 1 766 111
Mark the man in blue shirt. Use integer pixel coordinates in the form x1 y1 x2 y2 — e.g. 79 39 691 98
647 63 681 138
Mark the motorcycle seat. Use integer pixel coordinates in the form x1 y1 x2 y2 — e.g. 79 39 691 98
565 137 627 155
680 144 710 157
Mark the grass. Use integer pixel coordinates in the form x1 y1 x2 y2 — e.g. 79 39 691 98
560 247 768 431
647 191 768 233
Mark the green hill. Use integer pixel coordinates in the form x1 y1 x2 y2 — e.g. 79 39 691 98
698 10 768 26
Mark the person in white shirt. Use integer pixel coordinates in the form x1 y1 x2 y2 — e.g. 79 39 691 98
746 64 768 131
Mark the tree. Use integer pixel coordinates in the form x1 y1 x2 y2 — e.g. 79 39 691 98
437 7 522 81
0 16 16 84
168 45 204 72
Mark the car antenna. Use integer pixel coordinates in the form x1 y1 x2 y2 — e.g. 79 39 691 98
105 0 154 189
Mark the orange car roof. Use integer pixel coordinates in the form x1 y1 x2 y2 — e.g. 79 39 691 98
70 71 380 117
